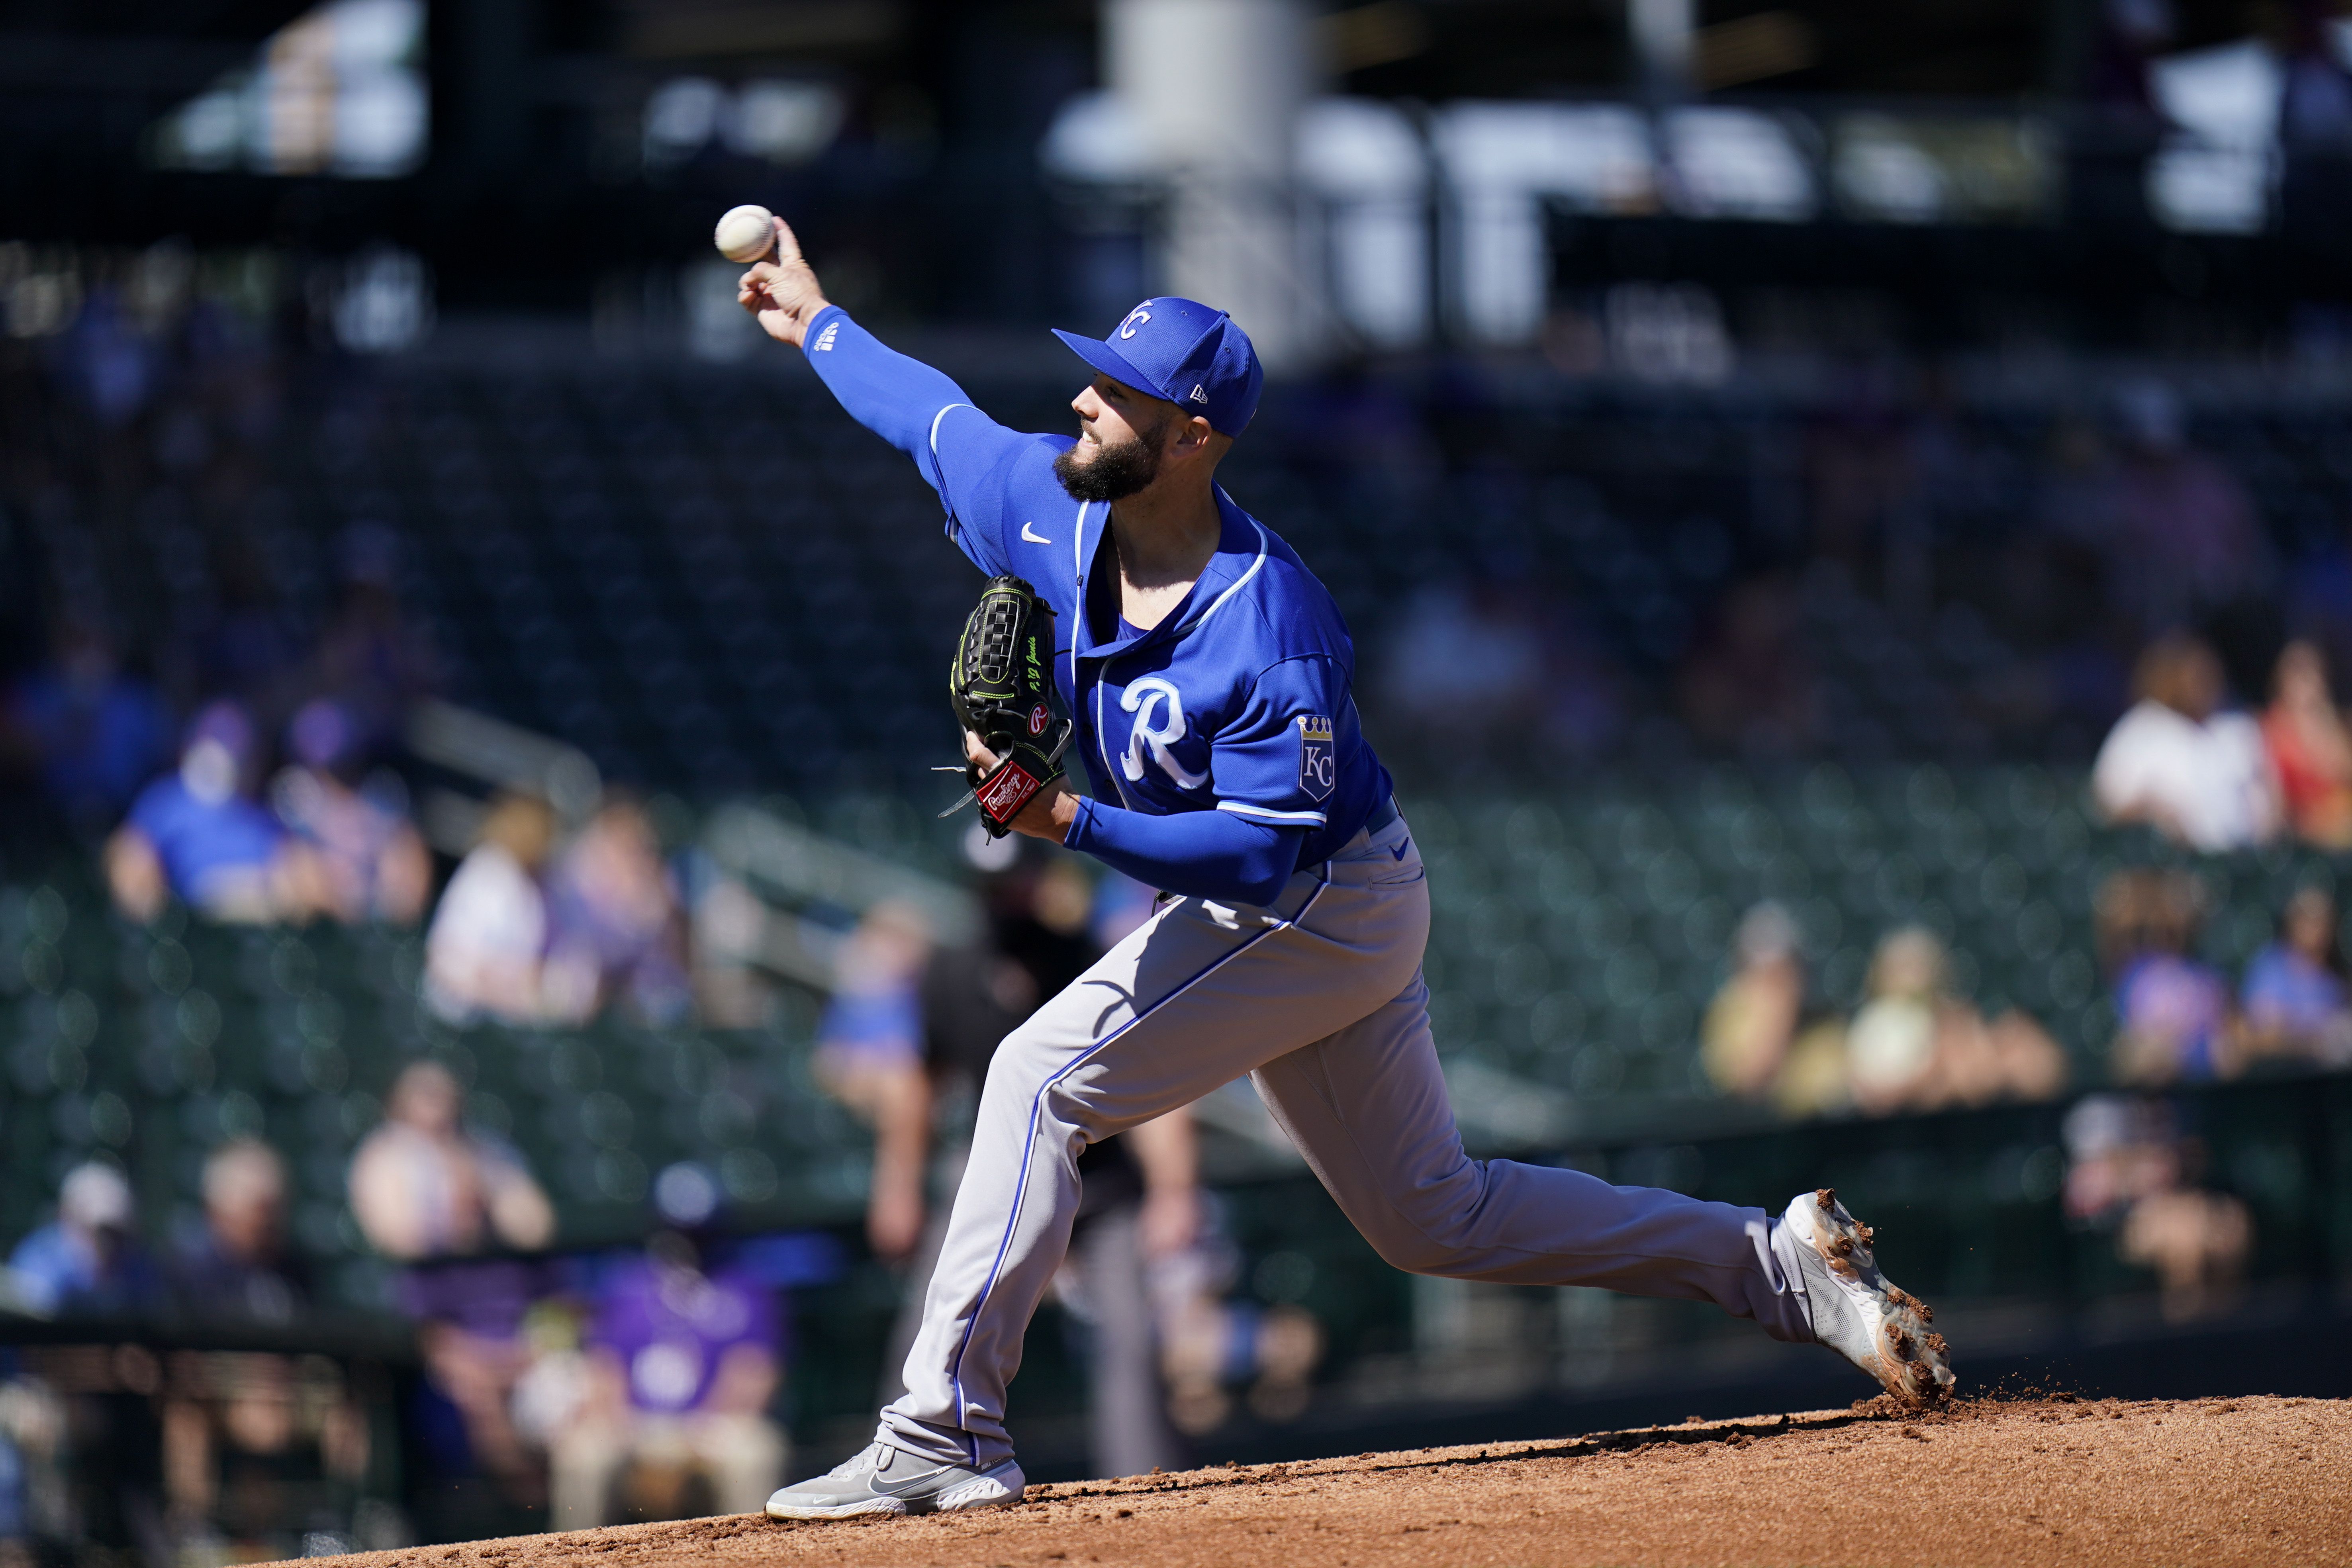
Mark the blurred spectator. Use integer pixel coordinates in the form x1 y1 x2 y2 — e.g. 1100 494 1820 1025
2062 1092 2175 1223
106 701 322 924
423 793 557 1026
1989 1006 2071 1104
1678 575 1819 758
167 1139 310 1325
3 1163 163 1318
682 859 777 1029
1840 927 2067 1115
2064 1095 2252 1323
547 1230 784 1528
349 1061 554 1261
2092 633 2280 850
159 1143 363 1556
541 797 689 1025
1769 1016 1855 1120
269 699 431 926
2099 869 2234 1084
1147 1205 1324 1434
1700 903 1804 1099
2120 1183 2253 1322
2259 640 2352 848
811 899 934 1244
1843 928 1947 1114
159 1353 368 1560
349 1061 555 1503
2239 885 2352 1067
1 616 168 834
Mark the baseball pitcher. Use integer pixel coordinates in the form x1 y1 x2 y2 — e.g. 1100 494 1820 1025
736 216 1953 1519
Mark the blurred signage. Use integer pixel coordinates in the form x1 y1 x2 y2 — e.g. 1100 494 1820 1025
2145 40 2282 235
148 0 426 179
1831 114 2058 226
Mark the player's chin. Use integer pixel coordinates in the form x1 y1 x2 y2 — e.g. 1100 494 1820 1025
1052 442 1155 504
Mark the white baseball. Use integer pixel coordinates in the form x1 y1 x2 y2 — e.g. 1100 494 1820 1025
714 204 777 264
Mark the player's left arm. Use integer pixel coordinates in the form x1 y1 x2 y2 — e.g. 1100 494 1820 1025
960 726 1306 904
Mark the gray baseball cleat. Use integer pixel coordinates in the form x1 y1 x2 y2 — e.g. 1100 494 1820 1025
1784 1187 1956 1406
764 1441 1025 1521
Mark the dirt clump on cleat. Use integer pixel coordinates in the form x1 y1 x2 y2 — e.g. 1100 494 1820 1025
1787 1189 1957 1407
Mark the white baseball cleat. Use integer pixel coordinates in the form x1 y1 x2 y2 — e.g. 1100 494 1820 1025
764 1441 1025 1521
1784 1187 1955 1406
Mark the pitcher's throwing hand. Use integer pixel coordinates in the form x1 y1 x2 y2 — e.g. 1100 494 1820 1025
735 216 829 348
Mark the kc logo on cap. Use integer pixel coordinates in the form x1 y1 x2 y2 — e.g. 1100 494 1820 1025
1052 298 1265 438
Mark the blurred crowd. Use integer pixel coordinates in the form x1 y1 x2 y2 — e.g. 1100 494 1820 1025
1373 378 2352 780
0 822 1330 1555
2097 871 2352 1084
1701 905 2068 1117
0 1059 801 1557
1701 866 2352 1115
2093 631 2352 853
422 792 689 1030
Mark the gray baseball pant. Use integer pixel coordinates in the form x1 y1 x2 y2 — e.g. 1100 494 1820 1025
878 808 1817 1471
876 1151 1181 1479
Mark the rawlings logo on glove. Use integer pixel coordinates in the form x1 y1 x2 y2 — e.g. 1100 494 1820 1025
940 575 1071 838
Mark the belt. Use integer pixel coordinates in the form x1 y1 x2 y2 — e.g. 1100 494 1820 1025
1362 793 1399 838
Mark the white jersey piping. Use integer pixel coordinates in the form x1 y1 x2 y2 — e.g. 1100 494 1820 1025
1217 801 1328 825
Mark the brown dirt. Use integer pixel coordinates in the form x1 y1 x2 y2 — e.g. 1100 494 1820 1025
302 1396 2349 1568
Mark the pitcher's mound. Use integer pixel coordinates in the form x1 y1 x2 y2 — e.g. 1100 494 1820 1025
308 1395 2348 1568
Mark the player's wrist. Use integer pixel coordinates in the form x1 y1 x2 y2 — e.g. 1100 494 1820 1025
1048 787 1084 844
789 295 834 346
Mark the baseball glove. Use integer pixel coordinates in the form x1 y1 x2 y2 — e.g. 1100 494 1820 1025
940 574 1071 837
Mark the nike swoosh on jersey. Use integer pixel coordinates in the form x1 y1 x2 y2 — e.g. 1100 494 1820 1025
1021 522 1053 544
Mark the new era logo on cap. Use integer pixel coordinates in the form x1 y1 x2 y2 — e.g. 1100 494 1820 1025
1051 299 1264 437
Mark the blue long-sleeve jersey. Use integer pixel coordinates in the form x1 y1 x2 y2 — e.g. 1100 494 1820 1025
799 306 1391 905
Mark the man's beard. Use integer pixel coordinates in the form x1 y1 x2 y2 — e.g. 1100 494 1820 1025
1053 431 1163 502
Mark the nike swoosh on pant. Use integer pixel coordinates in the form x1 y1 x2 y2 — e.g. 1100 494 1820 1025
1021 523 1052 543
1388 839 1410 861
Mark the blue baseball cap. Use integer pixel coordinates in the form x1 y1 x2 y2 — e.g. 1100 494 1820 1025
1051 298 1263 438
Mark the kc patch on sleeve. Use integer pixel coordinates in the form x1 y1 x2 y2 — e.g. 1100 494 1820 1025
1298 715 1335 800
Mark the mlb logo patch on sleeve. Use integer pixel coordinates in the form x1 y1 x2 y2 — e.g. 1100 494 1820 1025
1298 715 1335 801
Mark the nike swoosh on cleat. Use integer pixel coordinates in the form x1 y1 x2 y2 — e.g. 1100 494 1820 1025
1021 522 1052 543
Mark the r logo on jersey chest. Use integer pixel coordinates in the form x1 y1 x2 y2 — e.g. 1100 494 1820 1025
1298 715 1335 801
